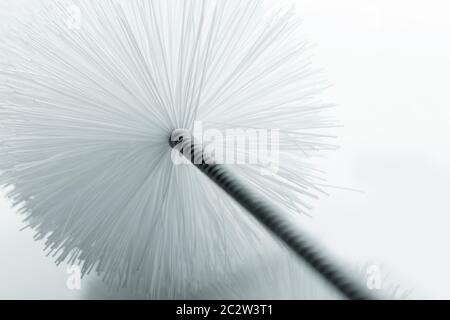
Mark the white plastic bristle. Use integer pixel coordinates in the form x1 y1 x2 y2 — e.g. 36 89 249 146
0 0 337 297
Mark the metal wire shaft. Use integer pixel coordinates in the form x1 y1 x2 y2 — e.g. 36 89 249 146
169 129 377 300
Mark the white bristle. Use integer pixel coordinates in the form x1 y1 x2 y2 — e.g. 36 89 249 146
0 0 336 297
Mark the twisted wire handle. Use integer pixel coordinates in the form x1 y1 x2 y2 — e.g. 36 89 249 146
170 129 377 300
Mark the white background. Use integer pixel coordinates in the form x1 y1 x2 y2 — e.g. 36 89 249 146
1 0 450 299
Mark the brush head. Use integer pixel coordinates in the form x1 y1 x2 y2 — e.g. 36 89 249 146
0 0 336 297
